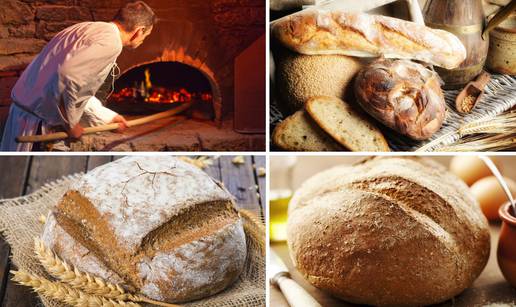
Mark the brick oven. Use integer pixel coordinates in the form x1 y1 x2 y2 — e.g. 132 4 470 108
0 0 265 151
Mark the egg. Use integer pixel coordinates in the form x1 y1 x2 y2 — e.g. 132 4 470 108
449 156 502 186
470 176 516 221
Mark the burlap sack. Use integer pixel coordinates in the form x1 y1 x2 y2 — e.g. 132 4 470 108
0 174 265 307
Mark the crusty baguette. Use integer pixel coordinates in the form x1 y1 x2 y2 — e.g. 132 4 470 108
287 157 490 306
271 8 466 69
272 110 345 151
305 96 390 152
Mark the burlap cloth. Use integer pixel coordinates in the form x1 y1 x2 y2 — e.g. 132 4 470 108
0 174 265 307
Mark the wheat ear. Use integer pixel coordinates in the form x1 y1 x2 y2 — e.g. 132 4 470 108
34 238 180 307
11 270 140 307
238 209 265 256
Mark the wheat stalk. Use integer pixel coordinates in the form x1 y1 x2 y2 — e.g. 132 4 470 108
11 270 140 307
436 134 516 152
34 238 180 307
238 209 265 257
417 111 516 152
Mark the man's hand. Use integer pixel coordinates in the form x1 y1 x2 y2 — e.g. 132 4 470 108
111 115 128 132
67 123 84 139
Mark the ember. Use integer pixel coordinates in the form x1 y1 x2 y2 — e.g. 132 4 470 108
110 69 212 104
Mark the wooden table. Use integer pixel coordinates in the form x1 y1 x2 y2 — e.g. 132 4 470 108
0 155 265 307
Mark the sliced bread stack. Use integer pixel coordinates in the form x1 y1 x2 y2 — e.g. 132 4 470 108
273 96 390 152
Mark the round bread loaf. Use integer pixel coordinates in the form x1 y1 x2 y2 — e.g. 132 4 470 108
42 156 246 303
354 58 446 140
287 157 490 306
275 48 363 112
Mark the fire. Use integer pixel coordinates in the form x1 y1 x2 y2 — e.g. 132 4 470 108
109 69 212 104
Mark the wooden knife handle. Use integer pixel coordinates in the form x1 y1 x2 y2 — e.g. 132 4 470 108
276 275 322 307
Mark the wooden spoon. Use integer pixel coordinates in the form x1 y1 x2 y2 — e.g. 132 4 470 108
455 71 491 114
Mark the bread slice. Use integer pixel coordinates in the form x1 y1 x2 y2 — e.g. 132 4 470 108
305 96 390 152
272 110 345 151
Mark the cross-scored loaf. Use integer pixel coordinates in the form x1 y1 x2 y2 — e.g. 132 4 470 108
42 156 247 303
287 157 490 306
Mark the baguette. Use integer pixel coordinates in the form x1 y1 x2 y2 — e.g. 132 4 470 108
271 9 466 69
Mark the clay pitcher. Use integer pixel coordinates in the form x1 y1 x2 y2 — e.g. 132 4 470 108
498 202 516 288
424 0 489 89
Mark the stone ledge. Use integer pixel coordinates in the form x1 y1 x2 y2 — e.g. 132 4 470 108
68 116 265 151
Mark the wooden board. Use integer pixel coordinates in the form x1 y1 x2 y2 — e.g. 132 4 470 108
0 157 30 199
25 156 88 194
0 155 265 306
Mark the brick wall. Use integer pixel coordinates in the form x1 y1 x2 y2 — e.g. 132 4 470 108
0 0 265 134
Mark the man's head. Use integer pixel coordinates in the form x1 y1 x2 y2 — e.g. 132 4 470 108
113 1 157 49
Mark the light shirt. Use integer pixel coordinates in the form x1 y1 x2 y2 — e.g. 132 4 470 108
11 21 123 127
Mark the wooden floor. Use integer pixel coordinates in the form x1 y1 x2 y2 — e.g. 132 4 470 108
0 155 265 307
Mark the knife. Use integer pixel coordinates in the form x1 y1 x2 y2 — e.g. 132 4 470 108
270 250 322 307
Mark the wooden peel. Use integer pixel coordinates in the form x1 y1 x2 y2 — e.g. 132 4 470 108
16 102 192 144
455 71 491 114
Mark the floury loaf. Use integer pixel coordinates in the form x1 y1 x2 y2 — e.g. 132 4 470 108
272 9 466 69
287 157 490 306
42 156 247 303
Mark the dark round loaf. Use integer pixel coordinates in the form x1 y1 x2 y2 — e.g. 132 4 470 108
354 59 446 140
287 157 490 306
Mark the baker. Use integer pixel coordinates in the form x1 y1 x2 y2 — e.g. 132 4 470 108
0 1 157 151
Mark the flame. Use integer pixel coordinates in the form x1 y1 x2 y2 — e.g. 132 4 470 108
144 68 152 90
109 68 212 104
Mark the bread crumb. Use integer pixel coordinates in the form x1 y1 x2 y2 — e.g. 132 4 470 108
232 156 245 165
178 156 214 169
38 214 47 224
257 167 266 177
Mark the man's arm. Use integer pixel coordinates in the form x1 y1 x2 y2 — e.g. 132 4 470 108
58 39 121 137
82 96 128 131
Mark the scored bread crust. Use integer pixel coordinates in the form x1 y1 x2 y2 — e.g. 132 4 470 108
271 9 466 69
42 156 247 303
287 157 490 306
354 58 446 140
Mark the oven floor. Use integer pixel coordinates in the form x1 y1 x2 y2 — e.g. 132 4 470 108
67 116 265 151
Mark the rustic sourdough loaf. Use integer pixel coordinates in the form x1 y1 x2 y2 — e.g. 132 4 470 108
305 96 390 152
272 110 345 151
287 157 490 306
42 156 247 303
271 9 466 69
274 48 363 111
354 58 446 140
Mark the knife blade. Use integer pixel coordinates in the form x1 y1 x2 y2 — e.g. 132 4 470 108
270 250 322 307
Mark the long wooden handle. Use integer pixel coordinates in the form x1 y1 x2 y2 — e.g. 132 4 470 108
276 275 322 307
16 103 192 143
